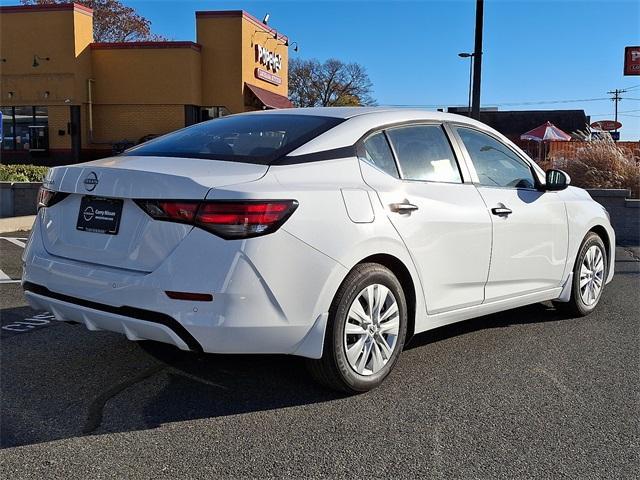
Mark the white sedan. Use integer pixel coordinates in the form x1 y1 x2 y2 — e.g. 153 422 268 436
23 108 614 392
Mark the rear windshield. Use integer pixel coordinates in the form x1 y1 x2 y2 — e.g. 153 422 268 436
123 114 344 164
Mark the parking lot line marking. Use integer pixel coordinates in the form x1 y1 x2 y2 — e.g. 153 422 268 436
0 268 18 283
3 237 26 249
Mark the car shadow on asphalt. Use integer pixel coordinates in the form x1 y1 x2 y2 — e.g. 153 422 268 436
0 301 566 448
405 302 563 350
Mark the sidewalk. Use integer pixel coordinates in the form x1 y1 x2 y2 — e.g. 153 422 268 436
0 216 35 234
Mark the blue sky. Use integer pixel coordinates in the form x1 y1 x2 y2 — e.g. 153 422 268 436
7 0 640 139
127 0 640 139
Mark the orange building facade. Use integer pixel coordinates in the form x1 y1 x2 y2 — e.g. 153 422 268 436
0 3 292 165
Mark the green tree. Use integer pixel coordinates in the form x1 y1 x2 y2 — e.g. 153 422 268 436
20 0 167 42
289 58 375 107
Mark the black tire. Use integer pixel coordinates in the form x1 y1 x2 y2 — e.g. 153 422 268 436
553 232 607 317
306 263 408 393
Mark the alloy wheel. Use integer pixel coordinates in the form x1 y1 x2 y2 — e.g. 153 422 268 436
579 245 605 306
343 284 400 376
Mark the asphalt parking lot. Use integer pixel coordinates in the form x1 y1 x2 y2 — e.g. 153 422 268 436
1 230 638 479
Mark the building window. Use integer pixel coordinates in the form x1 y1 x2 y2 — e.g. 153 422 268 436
1 107 14 150
200 106 230 122
0 106 49 152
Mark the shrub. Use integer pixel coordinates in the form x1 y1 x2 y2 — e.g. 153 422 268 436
0 164 49 182
544 132 640 198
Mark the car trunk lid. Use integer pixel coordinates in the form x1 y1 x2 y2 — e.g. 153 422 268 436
39 156 268 272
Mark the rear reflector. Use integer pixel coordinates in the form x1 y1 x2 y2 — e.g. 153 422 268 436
165 291 213 301
136 200 298 239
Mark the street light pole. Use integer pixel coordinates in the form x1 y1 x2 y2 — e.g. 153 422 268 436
471 0 484 120
458 53 474 114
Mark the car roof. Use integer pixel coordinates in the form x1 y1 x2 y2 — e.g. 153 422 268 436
243 106 494 133
243 106 468 121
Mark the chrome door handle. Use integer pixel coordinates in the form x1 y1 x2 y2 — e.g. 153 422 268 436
390 202 419 214
491 206 513 217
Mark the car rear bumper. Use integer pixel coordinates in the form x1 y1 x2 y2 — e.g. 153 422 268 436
22 215 346 357
24 284 196 351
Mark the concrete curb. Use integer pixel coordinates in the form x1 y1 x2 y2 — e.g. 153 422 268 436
0 215 36 234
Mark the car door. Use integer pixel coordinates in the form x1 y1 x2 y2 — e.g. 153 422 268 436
358 124 492 315
451 125 569 302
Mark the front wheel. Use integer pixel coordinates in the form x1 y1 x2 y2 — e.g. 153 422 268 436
306 263 408 393
554 232 607 317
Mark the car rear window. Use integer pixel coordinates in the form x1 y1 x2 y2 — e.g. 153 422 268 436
123 114 344 164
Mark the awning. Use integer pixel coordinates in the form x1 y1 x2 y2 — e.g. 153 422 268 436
245 83 293 109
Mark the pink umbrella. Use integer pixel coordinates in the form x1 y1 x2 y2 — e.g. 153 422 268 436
520 121 572 142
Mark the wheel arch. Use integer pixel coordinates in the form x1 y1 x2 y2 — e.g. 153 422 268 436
589 224 611 268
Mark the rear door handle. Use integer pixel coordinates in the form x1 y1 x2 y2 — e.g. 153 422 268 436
491 206 513 217
390 202 419 214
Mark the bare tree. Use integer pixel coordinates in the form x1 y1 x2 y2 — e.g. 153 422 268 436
289 58 375 107
20 0 167 42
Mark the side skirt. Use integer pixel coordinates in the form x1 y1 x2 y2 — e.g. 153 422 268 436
414 287 563 334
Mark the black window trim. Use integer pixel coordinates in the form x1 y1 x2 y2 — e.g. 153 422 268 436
447 122 544 192
357 130 401 179
355 120 472 185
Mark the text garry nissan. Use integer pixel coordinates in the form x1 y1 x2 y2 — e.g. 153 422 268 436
23 108 614 392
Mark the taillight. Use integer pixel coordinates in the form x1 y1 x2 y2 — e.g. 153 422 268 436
135 200 199 224
37 187 69 210
135 200 298 240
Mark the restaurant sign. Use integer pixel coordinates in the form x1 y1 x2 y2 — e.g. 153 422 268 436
624 46 640 76
256 45 282 72
255 68 282 85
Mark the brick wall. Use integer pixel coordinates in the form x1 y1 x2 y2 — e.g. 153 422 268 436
88 104 184 146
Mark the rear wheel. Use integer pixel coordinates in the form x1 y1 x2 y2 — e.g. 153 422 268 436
306 263 408 393
554 232 607 317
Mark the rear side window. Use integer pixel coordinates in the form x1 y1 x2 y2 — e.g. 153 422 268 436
362 132 399 178
124 114 344 164
386 125 462 183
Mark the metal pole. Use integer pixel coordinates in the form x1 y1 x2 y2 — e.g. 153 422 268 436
607 88 626 141
468 58 473 114
471 0 484 120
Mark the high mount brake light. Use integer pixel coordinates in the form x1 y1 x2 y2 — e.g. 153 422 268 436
135 200 298 239
37 187 69 210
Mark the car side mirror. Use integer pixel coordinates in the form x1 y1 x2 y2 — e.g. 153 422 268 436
544 169 570 191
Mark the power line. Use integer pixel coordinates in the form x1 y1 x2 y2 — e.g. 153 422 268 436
492 97 610 106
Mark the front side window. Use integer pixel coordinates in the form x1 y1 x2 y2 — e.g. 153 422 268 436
386 125 462 183
456 127 536 189
361 131 399 177
125 114 344 164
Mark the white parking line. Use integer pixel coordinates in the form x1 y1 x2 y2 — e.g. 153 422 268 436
0 237 26 283
2 237 27 249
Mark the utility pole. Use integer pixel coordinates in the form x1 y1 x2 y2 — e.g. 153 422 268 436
607 88 626 139
471 0 484 120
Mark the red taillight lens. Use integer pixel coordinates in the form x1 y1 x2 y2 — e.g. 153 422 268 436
135 200 199 224
37 187 69 210
136 200 298 239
